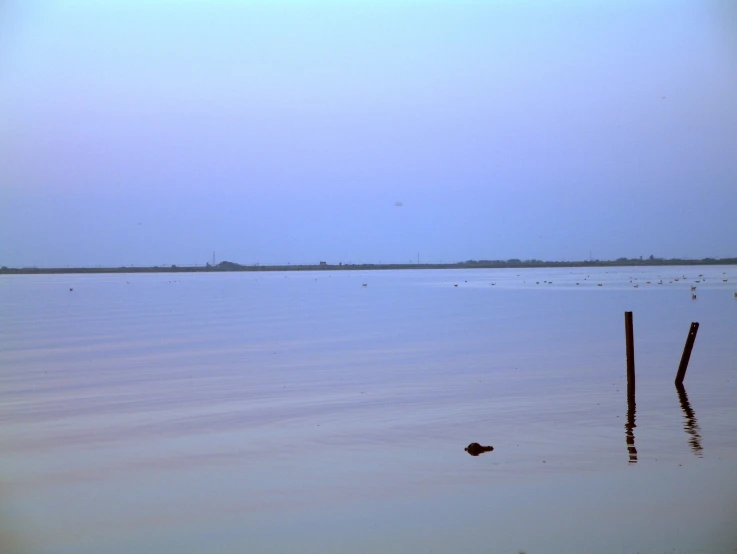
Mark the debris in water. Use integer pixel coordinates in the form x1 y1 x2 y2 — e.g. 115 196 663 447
465 443 494 456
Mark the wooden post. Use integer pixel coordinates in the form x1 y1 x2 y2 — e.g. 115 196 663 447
675 322 699 385
625 311 635 399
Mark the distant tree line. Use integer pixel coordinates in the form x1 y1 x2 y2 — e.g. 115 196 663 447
2 257 737 275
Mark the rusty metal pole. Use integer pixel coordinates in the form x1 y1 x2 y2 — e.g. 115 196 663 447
675 322 699 385
625 312 635 399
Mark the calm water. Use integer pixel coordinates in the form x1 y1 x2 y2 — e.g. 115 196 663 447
2 266 736 553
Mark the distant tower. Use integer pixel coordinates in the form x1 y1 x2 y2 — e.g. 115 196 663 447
213 251 216 265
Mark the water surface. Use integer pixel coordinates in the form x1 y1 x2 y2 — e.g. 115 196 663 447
2 266 736 553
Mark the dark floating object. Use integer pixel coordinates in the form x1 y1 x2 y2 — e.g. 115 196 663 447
69 288 73 291
465 442 494 456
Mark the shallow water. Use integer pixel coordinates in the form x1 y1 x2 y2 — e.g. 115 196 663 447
1 266 736 553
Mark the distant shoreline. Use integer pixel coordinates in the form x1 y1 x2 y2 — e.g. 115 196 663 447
2 258 736 275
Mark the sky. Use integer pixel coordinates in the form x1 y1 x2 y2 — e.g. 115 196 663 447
1 0 736 267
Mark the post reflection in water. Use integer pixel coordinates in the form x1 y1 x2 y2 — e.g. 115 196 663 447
625 395 638 464
675 383 703 457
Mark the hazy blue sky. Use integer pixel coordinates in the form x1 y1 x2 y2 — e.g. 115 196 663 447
1 0 736 267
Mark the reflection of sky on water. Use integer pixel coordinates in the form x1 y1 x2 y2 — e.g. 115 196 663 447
1 266 736 553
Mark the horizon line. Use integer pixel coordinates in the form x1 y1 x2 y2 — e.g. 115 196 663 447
3 256 737 274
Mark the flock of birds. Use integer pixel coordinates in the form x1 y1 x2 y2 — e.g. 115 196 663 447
443 271 734 300
65 271 735 300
